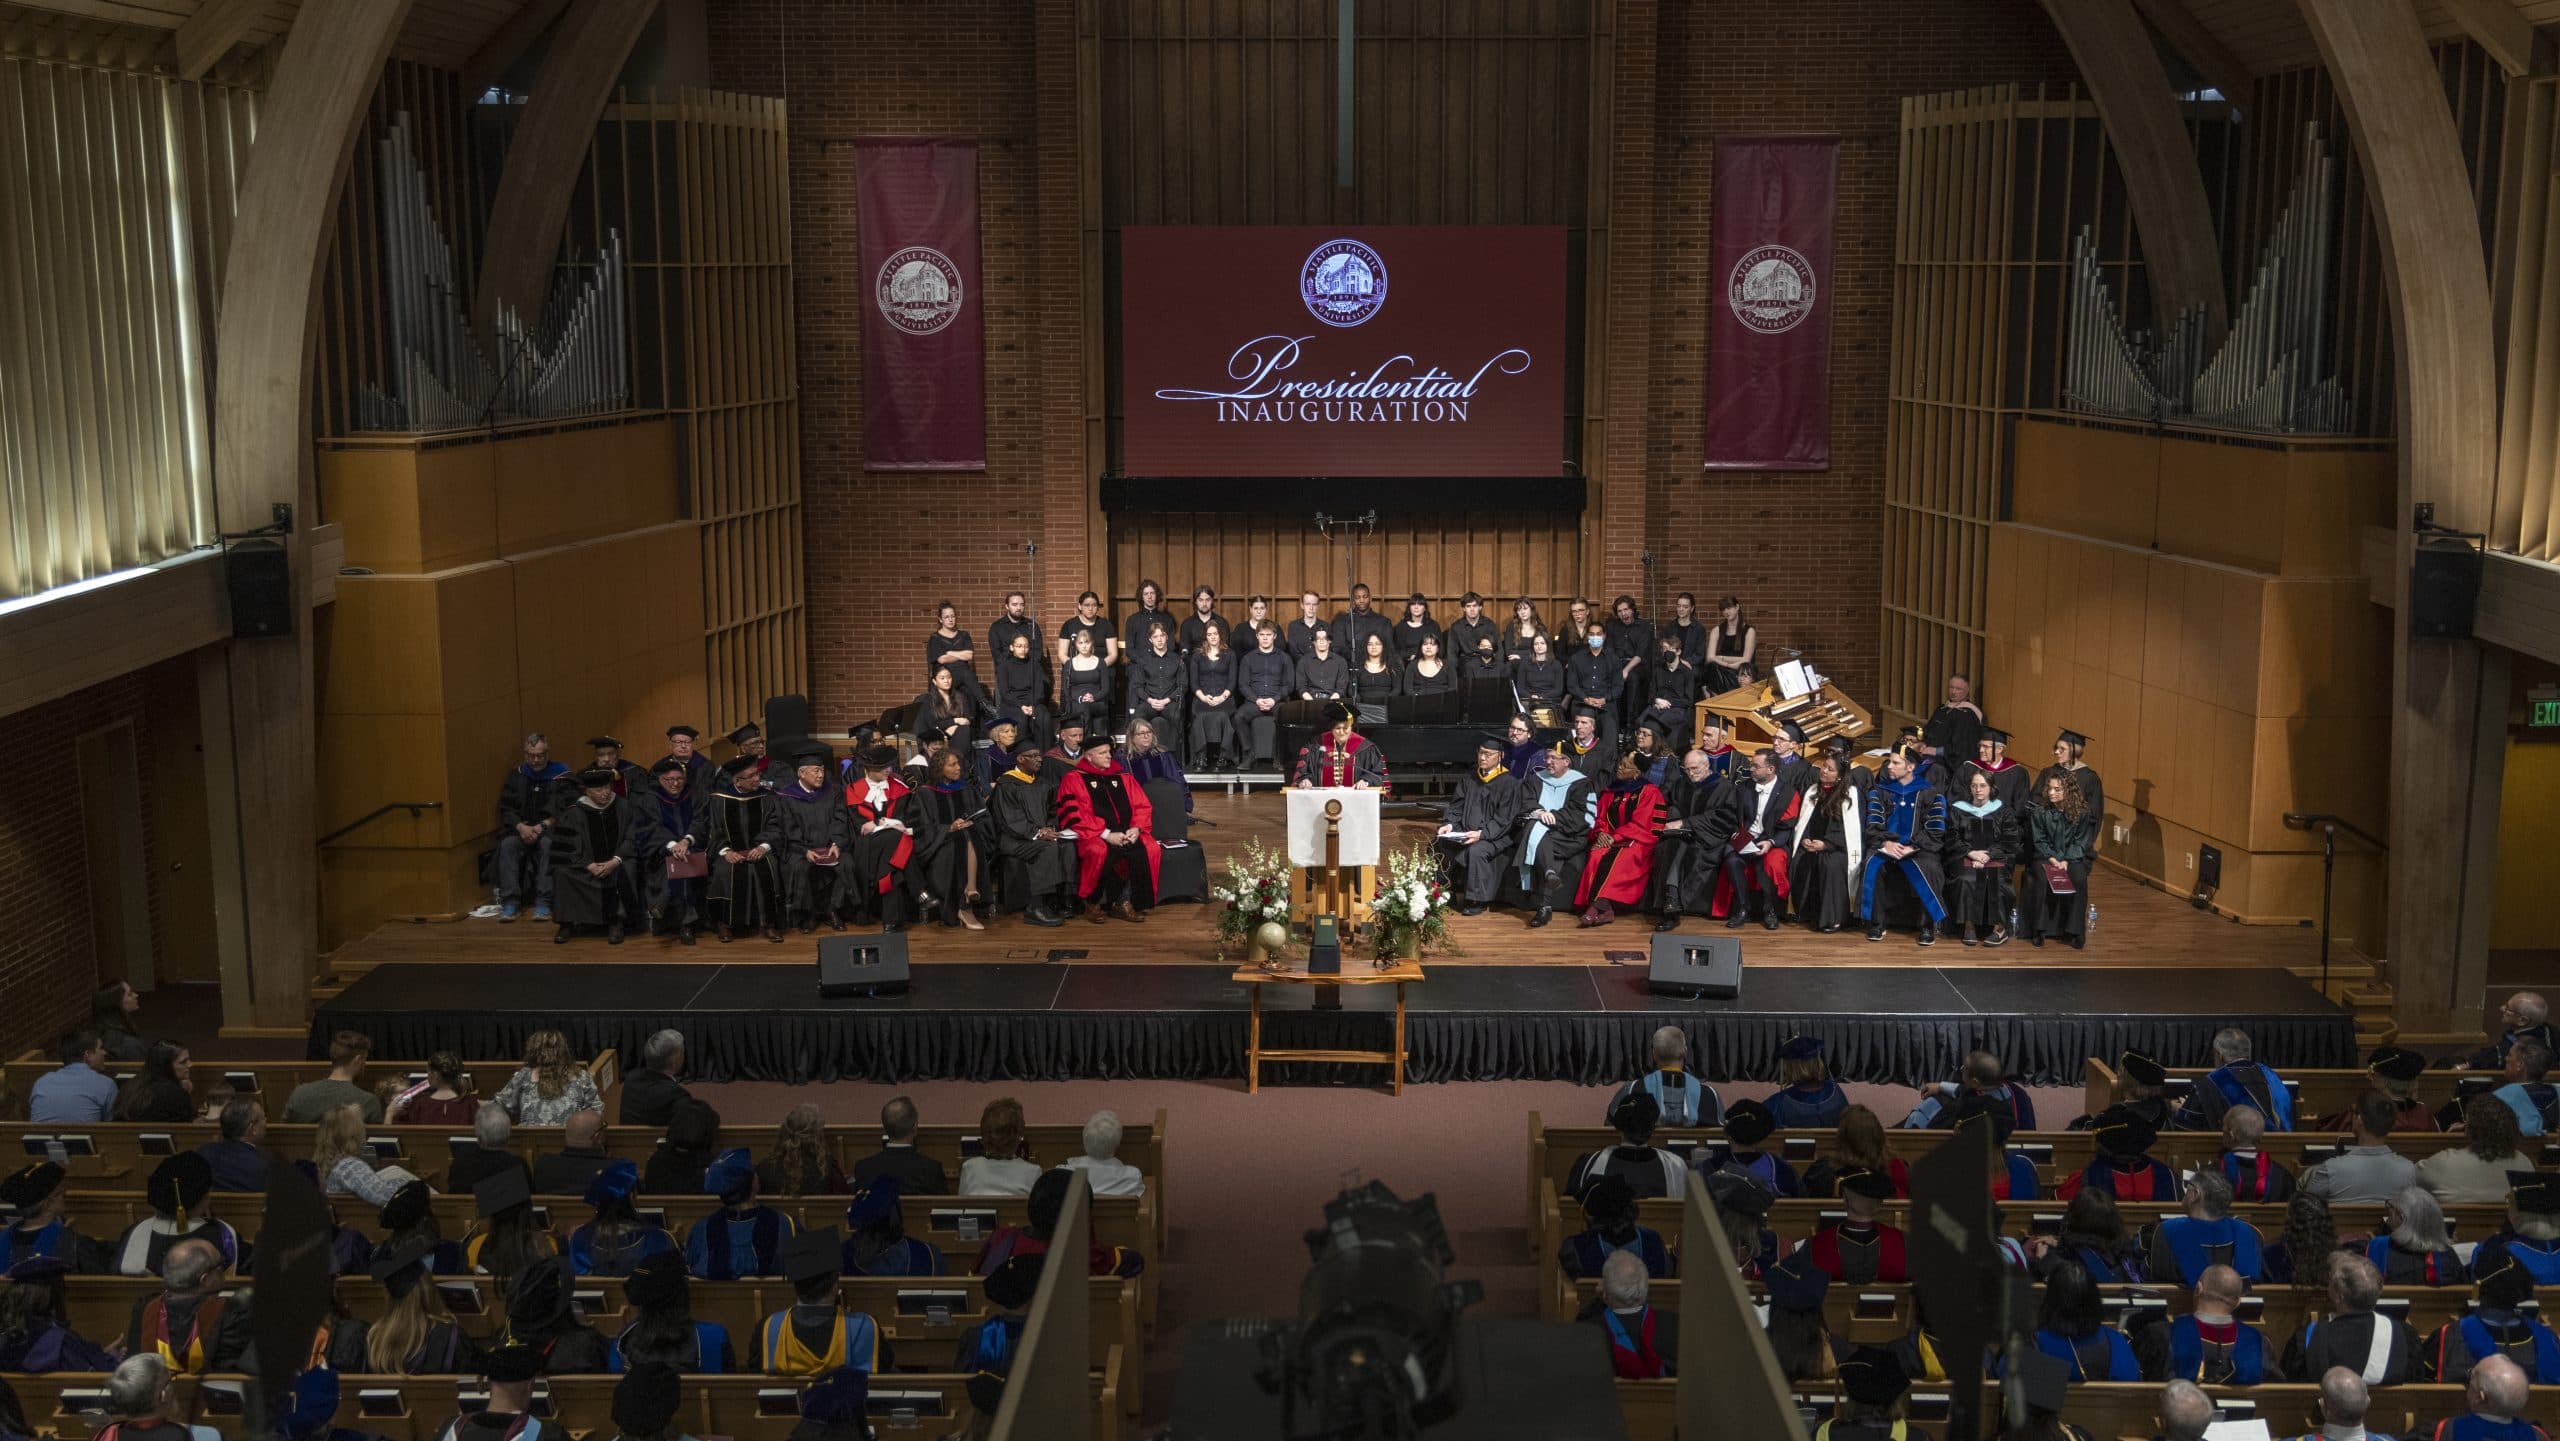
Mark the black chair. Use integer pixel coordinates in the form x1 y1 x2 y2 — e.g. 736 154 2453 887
1142 776 1207 903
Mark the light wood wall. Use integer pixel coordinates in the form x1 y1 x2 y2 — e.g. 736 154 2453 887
1109 508 1584 631
2491 73 2560 563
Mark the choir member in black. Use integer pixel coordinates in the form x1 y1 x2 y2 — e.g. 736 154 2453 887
1769 721 1813 796
724 723 770 784
911 664 974 751
988 591 1040 679
993 631 1050 747
1286 591 1330 661
2040 728 2103 819
1403 632 1456 699
1446 592 1500 666
1055 589 1119 670
1056 627 1112 738
1295 626 1349 700
1514 632 1566 716
1056 736 1159 922
1705 597 1757 693
637 759 704 944
1563 706 1615 785
1604 596 1654 729
767 748 850 932
549 767 648 944
1653 746 1743 931
992 741 1075 925
1239 594 1277 646
1504 597 1546 663
1944 769 2020 947
1917 673 1983 781
911 746 987 930
1177 586 1230 653
1790 754 1863 934
2018 770 2097 949
1127 620 1186 761
1957 727 2033 811
1123 579 1172 661
1567 620 1620 721
1437 737 1524 915
1184 625 1239 770
1391 594 1442 664
1237 624 1294 768
1500 712 1542 780
1291 702 1389 790
1348 630 1399 707
680 756 783 942
1464 633 1509 685
655 726 716 798
1665 592 1708 668
926 601 986 715
1333 582 1392 661
1517 741 1598 927
1641 633 1700 751
1565 597 1597 650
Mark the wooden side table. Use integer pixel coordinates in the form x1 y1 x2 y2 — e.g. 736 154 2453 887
1230 961 1425 1095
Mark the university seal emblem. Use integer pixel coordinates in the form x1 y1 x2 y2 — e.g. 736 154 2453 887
876 246 964 335
1301 238 1388 328
1726 244 1817 334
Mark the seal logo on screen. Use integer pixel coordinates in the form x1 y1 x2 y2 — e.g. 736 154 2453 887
876 246 964 335
1727 244 1817 334
1301 238 1388 328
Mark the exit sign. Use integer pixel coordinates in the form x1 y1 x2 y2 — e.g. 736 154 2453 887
2536 697 2560 728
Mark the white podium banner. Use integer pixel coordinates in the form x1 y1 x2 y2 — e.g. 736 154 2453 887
1286 787 1381 868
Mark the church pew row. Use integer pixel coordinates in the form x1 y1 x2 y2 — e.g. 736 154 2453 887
3 1368 1121 1441
1612 1382 2560 1441
55 1274 1142 1418
2086 1058 2503 1128
4 1053 624 1122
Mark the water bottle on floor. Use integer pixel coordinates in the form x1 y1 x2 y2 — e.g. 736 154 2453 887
2086 903 2097 932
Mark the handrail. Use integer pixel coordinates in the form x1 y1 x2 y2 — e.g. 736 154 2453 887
318 800 444 846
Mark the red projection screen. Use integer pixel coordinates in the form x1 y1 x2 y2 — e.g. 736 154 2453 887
1117 226 1567 478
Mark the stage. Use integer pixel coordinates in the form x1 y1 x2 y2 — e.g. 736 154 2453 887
312 959 2354 1089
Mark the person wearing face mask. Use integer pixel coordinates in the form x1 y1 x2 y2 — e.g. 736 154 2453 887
1566 620 1619 724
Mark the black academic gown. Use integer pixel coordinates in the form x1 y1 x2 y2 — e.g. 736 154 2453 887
1789 781 1862 930
1922 704 1984 778
990 767 1076 908
764 779 851 922
1654 772 1741 916
1291 732 1389 790
632 783 702 923
1127 645 1188 758
1956 758 2036 813
1515 770 1597 909
689 787 782 932
911 778 986 924
1943 799 2021 929
1238 647 1296 764
1563 734 1616 786
547 795 648 929
1438 768 1525 904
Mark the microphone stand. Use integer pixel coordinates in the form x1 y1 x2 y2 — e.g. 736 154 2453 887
2282 812 2387 998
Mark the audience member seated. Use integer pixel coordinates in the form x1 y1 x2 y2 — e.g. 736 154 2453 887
196 1098 269 1193
366 1238 478 1373
117 1237 245 1373
610 1250 736 1373
448 1107 529 1197
314 1102 421 1205
2283 1367 2385 1441
2204 1105 2296 1206
1569 1093 1687 1201
1061 1110 1145 1197
2175 1026 2294 1132
2154 1379 2214 1441
1821 1347 1921 1441
2328 1044 2437 1133
2422 1246 2560 1385
785 1365 874 1441
2058 1105 2175 1203
852 1096 950 1195
2283 1254 2414 1385
2470 992 2558 1071
959 1097 1041 1197
1559 1176 1673 1281
687 1148 795 1279
390 1052 482 1126
2144 1169 2263 1287
375 1180 464 1276
1605 1025 1723 1128
1699 1098 1802 1197
100 1354 219 1441
2438 1354 2549 1440
532 1110 612 1196
0 1162 101 1272
109 1042 193 1124
92 981 147 1065
285 1031 383 1124
2366 1185 2472 1288
2072 1049 2172 1134
1956 1098 2039 1201
432 1342 542 1441
2478 1177 2560 1286
841 1177 939 1278
1765 1034 1845 1129
2421 1098 2534 1205
568 1161 675 1278
972 1168 1145 1281
758 1104 850 1198
2013 1259 2139 1382
609 1364 686 1441
1805 1105 1914 1200
2135 1263 2265 1384
621 1029 693 1129
110 1155 235 1277
1800 1171 1908 1283
2031 1191 2147 1285
1579 1249 1678 1380
954 1255 1040 1380
1902 1049 2036 1130
0 1256 115 1371
1706 1172 1779 1279
27 1030 119 1125
494 1029 605 1127
2264 1192 2341 1289
1763 1253 1840 1382
496 1255 608 1372
2306 1094 2421 1205
2491 1041 2560 1137
466 1171 558 1282
762 1229 887 1375
643 1099 723 1195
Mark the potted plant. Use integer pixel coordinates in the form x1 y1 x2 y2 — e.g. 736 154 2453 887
1370 841 1455 962
1211 837 1295 962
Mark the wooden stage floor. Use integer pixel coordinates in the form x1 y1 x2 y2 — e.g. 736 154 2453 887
331 792 2339 979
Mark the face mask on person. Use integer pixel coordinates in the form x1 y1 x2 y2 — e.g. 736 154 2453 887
1588 636 1605 650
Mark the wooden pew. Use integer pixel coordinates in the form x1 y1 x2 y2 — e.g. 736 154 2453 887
1617 1380 2560 1441
56 1273 1143 1417
5 1368 1124 1441
2083 1056 2501 1127
5 1052 623 1122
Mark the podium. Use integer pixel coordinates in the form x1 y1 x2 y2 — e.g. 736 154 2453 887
1286 787 1381 924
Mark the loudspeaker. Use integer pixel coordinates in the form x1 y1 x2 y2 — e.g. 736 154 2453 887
1648 933 1742 999
224 541 293 638
816 931 910 997
764 693 815 749
2411 539 2484 639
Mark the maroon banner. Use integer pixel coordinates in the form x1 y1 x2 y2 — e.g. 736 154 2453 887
1119 226 1566 477
1703 137 1838 471
856 138 984 470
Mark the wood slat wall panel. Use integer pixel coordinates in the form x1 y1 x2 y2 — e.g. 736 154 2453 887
1109 508 1580 628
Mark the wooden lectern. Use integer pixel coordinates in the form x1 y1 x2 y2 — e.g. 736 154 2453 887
1286 787 1380 924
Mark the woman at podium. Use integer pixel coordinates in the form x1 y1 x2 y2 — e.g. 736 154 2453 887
1291 703 1388 790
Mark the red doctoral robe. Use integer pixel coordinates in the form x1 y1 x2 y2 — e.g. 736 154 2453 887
843 774 915 895
1056 759 1163 899
1577 783 1665 907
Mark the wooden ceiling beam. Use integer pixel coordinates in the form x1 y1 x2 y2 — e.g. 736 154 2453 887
2132 0 2258 103
173 0 262 78
461 0 568 95
2440 0 2538 76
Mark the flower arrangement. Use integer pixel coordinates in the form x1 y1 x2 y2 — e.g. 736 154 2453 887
1369 841 1457 961
1210 837 1295 960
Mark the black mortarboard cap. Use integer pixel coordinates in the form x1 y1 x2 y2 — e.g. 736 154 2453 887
2370 1045 2428 1083
650 758 685 776
588 736 622 751
1475 733 1508 753
1722 1098 1776 1146
2515 1175 2560 1213
800 1367 870 1426
1981 727 2009 744
613 1363 683 1436
1777 1035 1824 1062
788 745 831 769
725 723 760 745
1778 720 1808 743
483 1342 542 1384
1762 1252 1830 1312
149 1153 214 1216
576 767 616 788
623 1248 689 1311
507 1254 574 1329
1580 1176 1637 1226
1331 701 1357 725
1706 1171 1775 1218
2478 1246 2537 1308
784 1227 843 1284
1897 725 1921 739
2091 1104 2158 1158
986 714 1020 731
858 743 898 771
721 755 763 776
985 1255 1043 1310
1611 1091 1661 1134
2016 1347 2072 1412
2119 1050 2168 1087
473 1167 532 1217
1840 1168 1896 1201
368 1237 434 1299
0 1162 64 1209
376 1179 430 1233
665 725 699 740
1839 1346 1911 1405
4 1256 68 1283
2058 728 2089 747
1952 1094 2018 1145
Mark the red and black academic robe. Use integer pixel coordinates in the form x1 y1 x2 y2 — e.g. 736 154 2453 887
1802 1221 1910 1284
1056 760 1162 903
1576 782 1665 908
1712 781 1800 916
2055 1156 2178 1203
1290 731 1390 790
843 775 918 912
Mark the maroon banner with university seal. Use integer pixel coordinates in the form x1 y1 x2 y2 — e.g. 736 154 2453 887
856 138 984 470
1703 136 1838 471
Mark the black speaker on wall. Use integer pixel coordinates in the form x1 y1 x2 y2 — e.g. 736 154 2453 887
817 931 910 997
225 541 293 638
1648 933 1743 999
2411 538 2484 639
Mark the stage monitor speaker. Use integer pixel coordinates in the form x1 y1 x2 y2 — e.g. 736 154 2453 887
817 931 910 997
1648 933 1742 999
225 541 293 638
764 693 814 749
2411 539 2484 639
